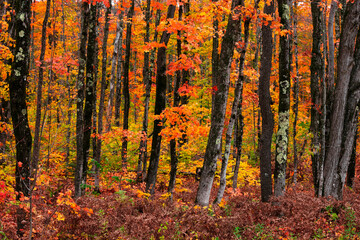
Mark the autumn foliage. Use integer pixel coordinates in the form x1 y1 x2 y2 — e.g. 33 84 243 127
0 0 360 239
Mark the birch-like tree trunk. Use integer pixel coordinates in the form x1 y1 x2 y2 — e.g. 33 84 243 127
114 6 125 128
106 4 122 132
195 0 242 206
215 12 249 204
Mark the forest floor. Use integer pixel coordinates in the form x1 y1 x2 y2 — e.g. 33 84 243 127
2 175 360 239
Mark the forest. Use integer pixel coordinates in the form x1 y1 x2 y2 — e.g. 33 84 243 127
1 0 360 239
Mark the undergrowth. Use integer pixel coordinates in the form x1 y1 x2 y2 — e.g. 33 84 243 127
1 177 360 239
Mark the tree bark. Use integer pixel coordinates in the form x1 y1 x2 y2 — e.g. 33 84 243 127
323 1 360 198
346 123 357 188
259 0 274 202
274 0 291 197
32 0 51 173
121 0 134 170
82 3 98 193
7 0 32 236
168 5 183 198
232 87 244 190
106 4 122 132
75 1 90 198
310 0 324 196
195 0 242 206
137 0 152 181
292 0 300 184
114 7 125 128
94 0 111 193
215 12 249 204
145 4 176 194
331 26 360 198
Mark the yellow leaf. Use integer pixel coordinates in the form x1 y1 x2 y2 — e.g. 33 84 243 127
55 212 65 221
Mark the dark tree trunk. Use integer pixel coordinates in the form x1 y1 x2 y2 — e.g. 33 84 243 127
310 0 324 197
7 0 32 236
181 1 191 106
137 0 152 181
258 0 274 202
29 1 51 236
195 0 242 206
32 0 51 173
75 2 90 198
145 4 176 194
274 0 291 197
142 7 162 178
215 13 249 204
232 90 244 190
323 1 360 199
347 124 357 188
121 0 134 170
168 5 183 198
82 3 98 193
94 1 111 192
292 0 300 184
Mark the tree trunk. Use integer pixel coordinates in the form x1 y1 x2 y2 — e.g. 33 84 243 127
114 8 125 128
32 0 51 173
8 0 32 236
168 5 183 198
94 0 111 193
29 1 51 237
347 124 357 188
292 0 300 185
142 7 162 178
61 0 72 168
310 0 324 197
215 14 249 204
145 4 176 194
75 1 90 198
323 1 360 199
195 0 242 206
106 5 122 132
82 3 98 193
258 0 274 202
121 0 134 170
232 89 244 190
137 0 152 181
274 0 291 197
328 1 337 93
331 26 360 198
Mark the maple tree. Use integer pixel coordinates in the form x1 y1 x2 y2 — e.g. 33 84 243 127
1 0 360 238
